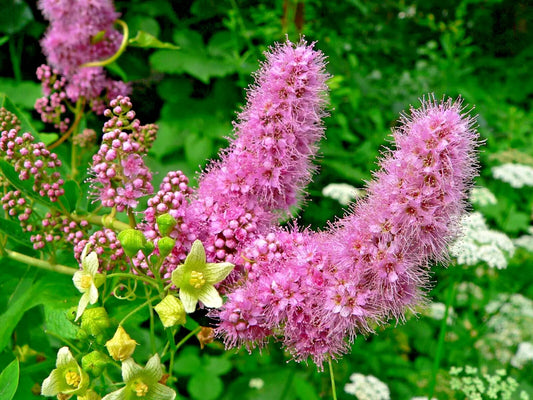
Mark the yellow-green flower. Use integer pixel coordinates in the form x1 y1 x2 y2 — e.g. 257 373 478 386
154 295 186 328
171 240 234 313
105 326 138 361
101 354 175 400
73 245 105 321
41 347 89 397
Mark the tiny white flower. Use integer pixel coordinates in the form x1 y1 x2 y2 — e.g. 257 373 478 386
73 244 105 321
322 183 364 205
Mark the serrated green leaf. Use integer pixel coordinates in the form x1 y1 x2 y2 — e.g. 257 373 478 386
0 160 54 208
0 93 39 138
0 358 19 400
129 30 179 50
188 374 223 400
44 306 79 340
0 217 32 248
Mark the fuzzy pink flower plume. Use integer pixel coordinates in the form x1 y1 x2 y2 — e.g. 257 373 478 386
133 40 329 279
216 97 479 367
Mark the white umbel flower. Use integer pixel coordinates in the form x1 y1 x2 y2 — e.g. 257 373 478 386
322 183 364 205
511 342 533 369
492 163 533 188
469 187 497 207
344 373 390 400
514 227 533 252
449 212 514 269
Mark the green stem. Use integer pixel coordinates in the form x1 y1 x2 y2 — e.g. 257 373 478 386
81 20 129 68
5 249 77 275
118 296 159 326
70 213 131 231
107 272 160 289
9 35 22 82
328 357 338 400
44 330 81 354
144 285 157 354
175 326 202 351
427 270 460 398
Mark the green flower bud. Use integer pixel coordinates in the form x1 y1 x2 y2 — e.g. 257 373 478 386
118 229 147 257
158 237 176 258
80 307 111 338
156 214 178 237
142 240 155 257
81 351 109 377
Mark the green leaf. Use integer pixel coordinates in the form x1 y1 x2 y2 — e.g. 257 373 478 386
203 356 232 376
0 79 41 109
38 133 58 146
0 218 32 248
58 180 81 212
188 374 223 400
0 0 33 34
184 134 213 168
0 36 8 46
173 347 201 376
0 358 19 400
0 93 39 138
293 375 320 400
129 31 179 50
0 160 54 208
44 306 79 340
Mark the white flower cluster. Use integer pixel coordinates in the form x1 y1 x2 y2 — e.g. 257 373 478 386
492 163 533 188
469 187 497 207
511 342 533 369
514 227 533 252
449 366 527 400
424 302 455 325
344 373 390 400
449 212 515 269
322 183 364 205
476 294 533 365
455 282 484 308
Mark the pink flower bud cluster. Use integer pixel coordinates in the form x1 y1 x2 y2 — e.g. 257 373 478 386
73 129 97 148
0 108 20 132
74 228 127 272
29 212 90 251
134 171 194 279
0 129 65 202
215 98 479 367
1 190 32 222
88 97 154 212
34 65 70 133
102 96 158 152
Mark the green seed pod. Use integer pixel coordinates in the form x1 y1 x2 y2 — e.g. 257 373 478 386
156 213 178 237
142 240 155 257
118 229 147 257
82 351 109 377
80 307 111 338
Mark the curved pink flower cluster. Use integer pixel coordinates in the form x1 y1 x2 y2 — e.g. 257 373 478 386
74 228 128 272
215 98 479 367
30 212 89 251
